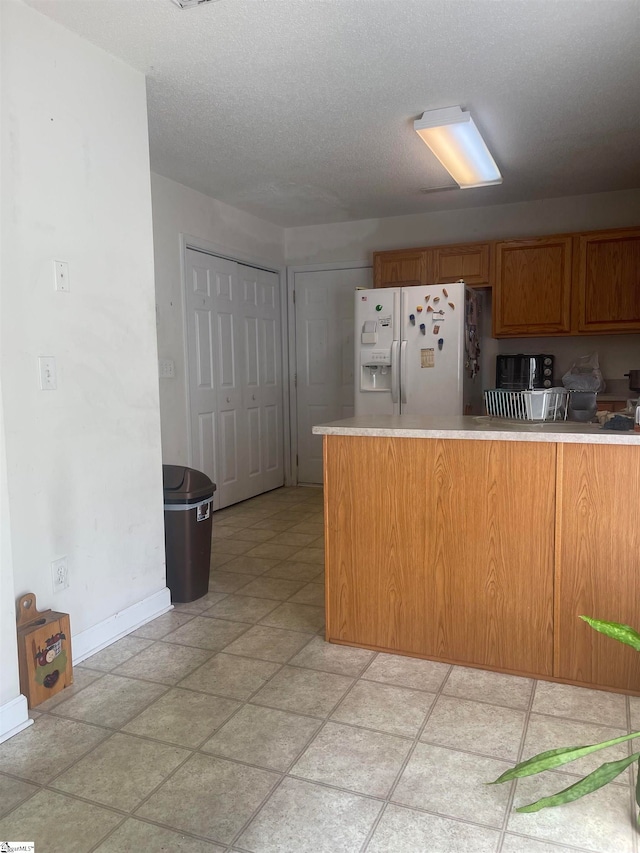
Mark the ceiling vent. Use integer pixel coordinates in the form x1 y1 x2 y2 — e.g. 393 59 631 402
171 0 220 8
419 186 457 194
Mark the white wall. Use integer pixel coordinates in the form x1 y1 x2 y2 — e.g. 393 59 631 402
0 391 17 708
151 173 285 466
0 0 167 734
0 370 30 741
285 189 640 265
0 0 23 731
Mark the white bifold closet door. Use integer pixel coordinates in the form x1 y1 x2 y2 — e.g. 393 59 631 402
185 248 284 509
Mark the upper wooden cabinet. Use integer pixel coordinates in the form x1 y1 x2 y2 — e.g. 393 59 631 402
493 236 573 337
373 241 490 289
373 250 427 288
576 228 640 333
374 227 640 336
432 243 490 286
495 228 640 337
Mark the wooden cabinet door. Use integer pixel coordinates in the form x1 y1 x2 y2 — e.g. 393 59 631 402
432 243 490 286
324 435 555 676
576 228 640 333
373 250 428 288
555 443 640 692
493 237 573 336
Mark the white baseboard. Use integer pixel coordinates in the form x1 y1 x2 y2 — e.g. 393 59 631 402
0 694 33 744
72 587 172 664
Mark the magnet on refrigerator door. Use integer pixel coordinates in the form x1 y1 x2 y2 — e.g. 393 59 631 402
421 348 435 368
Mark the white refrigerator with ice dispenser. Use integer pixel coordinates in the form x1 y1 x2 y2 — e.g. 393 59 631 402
354 283 483 416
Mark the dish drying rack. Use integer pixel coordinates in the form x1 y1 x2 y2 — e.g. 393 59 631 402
484 388 568 422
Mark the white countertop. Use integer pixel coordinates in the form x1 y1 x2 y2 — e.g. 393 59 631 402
312 415 640 445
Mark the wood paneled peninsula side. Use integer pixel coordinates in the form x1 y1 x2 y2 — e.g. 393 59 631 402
312 416 640 695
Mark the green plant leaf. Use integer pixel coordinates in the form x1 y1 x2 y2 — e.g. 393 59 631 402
491 731 640 784
515 752 640 813
636 764 640 824
580 615 640 652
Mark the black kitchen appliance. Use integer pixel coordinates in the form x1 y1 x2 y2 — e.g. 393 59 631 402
496 353 554 390
624 370 640 393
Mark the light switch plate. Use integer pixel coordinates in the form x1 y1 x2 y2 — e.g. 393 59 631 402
54 260 70 292
38 356 57 390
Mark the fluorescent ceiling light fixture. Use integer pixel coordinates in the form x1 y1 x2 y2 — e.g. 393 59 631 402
414 106 502 189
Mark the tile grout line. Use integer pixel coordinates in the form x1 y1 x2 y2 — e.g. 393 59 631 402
231 668 376 847
83 799 235 852
358 660 454 852
500 830 608 853
495 674 537 852
225 648 380 850
82 609 317 850
186 630 325 755
32 683 180 780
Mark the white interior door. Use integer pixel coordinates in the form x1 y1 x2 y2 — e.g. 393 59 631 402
294 266 372 484
185 248 284 508
237 264 284 496
185 249 228 511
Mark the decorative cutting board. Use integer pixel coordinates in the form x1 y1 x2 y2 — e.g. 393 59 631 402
16 593 73 709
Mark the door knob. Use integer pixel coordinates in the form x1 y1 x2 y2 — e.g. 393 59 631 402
226 397 230 403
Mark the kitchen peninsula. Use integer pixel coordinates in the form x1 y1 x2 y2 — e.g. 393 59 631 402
313 416 640 694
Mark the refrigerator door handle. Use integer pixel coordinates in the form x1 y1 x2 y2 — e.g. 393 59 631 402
391 340 399 403
400 340 408 405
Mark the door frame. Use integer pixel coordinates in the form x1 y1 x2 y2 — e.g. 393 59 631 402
286 260 372 484
179 233 292 488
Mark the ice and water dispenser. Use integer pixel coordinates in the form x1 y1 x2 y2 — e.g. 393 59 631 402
360 344 392 391
358 299 395 393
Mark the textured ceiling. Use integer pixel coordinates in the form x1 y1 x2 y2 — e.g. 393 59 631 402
25 0 640 227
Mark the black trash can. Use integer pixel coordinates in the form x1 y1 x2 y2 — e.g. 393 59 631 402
162 465 216 603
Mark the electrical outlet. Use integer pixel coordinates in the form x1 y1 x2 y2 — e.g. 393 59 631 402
51 557 69 592
158 359 175 378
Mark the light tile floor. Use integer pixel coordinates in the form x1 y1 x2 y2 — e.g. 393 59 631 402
1 486 638 852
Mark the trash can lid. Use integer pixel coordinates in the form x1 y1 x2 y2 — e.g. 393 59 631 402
162 465 216 504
